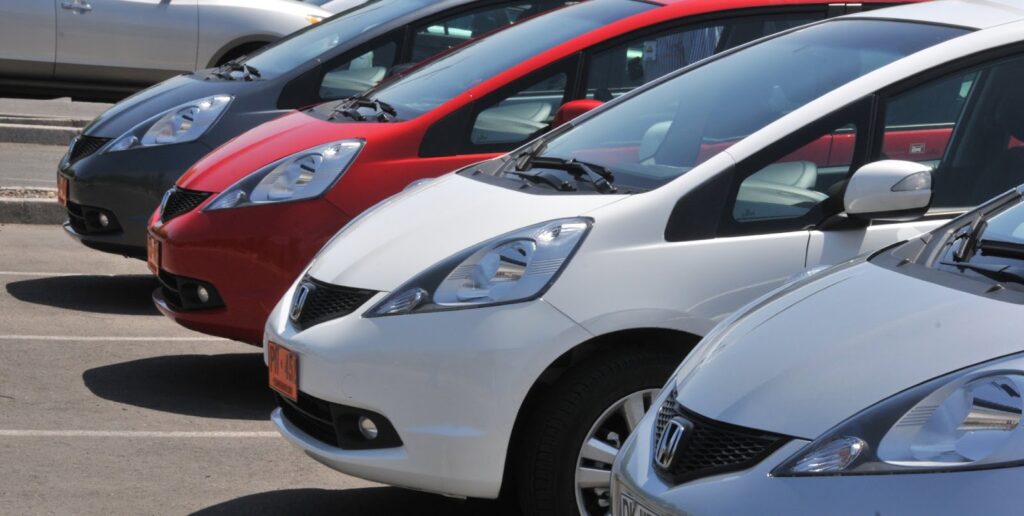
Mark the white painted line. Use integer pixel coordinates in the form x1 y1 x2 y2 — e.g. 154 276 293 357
0 430 278 438
0 335 227 342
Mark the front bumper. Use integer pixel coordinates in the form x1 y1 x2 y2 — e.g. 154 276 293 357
612 402 1021 515
149 198 347 345
264 284 594 499
59 138 212 256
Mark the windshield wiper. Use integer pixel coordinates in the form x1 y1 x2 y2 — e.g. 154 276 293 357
507 170 576 192
327 95 397 123
953 215 987 262
941 261 1024 287
528 156 617 194
514 138 548 171
212 60 261 81
979 239 1024 260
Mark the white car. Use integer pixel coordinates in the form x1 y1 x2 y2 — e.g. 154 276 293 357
0 0 331 100
612 182 1024 515
265 1 1024 513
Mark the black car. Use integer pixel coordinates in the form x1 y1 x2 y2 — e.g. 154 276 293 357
58 0 571 258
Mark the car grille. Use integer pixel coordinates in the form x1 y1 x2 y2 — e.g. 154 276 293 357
654 391 789 485
160 187 211 223
292 277 377 331
68 135 110 163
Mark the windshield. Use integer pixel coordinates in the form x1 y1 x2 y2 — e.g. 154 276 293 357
365 0 654 119
515 19 967 192
982 202 1024 246
242 0 435 78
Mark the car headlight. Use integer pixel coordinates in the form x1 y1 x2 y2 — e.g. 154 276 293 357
774 351 1024 476
368 218 591 317
204 139 363 211
105 95 233 153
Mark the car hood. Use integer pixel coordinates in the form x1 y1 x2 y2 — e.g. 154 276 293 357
83 74 260 139
305 173 625 291
176 109 404 193
673 261 1024 440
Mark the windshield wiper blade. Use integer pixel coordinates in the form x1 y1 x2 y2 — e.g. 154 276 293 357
979 239 1024 260
941 261 1024 286
953 215 987 262
212 61 260 81
514 138 548 171
507 170 575 192
529 156 617 194
327 95 397 122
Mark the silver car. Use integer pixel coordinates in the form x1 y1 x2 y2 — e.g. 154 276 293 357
0 0 332 100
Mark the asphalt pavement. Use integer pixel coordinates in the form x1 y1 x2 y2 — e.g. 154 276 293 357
0 224 515 515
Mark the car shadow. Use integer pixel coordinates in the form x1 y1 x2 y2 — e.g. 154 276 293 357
5 274 159 316
192 487 518 515
82 353 274 421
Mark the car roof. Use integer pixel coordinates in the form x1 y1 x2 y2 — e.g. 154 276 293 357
846 0 1024 30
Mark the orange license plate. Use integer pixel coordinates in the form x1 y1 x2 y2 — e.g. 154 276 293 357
146 235 160 275
268 341 298 402
57 175 68 207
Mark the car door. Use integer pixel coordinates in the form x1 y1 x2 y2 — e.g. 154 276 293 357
55 0 198 84
807 51 1024 265
0 1 56 79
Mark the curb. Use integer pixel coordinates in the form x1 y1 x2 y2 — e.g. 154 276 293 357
0 122 80 146
0 194 65 225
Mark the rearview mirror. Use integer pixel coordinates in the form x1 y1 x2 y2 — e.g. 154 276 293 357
844 160 933 221
551 99 603 128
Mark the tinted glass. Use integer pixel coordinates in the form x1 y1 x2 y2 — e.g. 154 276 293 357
243 0 435 78
586 13 822 101
368 0 654 119
528 20 967 192
410 2 567 62
985 202 1024 245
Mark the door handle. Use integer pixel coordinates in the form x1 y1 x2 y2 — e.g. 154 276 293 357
61 1 92 12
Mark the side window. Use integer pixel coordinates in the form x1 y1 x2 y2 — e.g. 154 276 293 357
881 71 975 167
319 41 398 100
584 12 823 101
471 71 569 145
410 1 568 63
720 100 871 236
732 124 857 224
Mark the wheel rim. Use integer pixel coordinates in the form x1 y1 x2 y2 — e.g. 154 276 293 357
574 388 659 516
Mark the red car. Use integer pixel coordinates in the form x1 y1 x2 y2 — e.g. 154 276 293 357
149 0 902 345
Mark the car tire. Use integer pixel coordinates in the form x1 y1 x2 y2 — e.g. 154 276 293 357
516 347 680 516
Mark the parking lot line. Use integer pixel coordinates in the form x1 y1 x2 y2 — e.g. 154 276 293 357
0 335 227 342
0 430 278 437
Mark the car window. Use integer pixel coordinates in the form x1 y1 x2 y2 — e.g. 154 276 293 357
883 54 1024 210
244 0 434 79
471 70 569 145
320 40 398 99
409 1 569 63
733 124 857 224
584 12 824 101
368 0 654 119
529 20 967 193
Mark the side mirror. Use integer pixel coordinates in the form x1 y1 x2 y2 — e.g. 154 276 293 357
551 99 603 128
844 160 933 221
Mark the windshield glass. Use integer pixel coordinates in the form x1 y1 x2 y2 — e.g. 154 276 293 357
983 201 1024 246
365 0 654 119
243 0 435 78
518 19 967 192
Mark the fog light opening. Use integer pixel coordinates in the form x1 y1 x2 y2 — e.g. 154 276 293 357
196 286 211 304
98 213 110 228
358 416 378 440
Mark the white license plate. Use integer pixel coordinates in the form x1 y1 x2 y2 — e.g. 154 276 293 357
620 491 659 516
